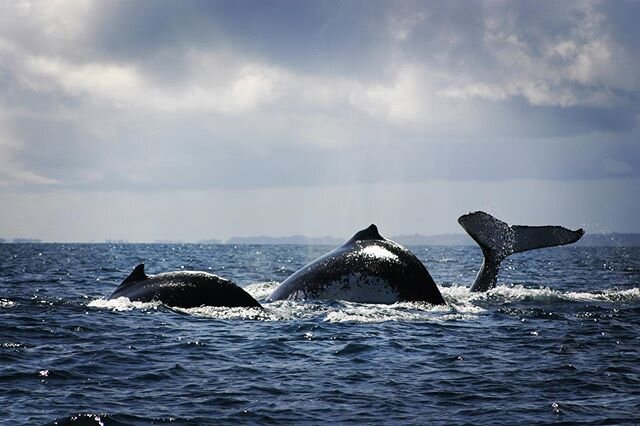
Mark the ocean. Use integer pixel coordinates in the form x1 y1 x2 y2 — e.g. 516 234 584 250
1 243 639 425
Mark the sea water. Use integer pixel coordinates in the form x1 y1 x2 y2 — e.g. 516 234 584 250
1 243 639 424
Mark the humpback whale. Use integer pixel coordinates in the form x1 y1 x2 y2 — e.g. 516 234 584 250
108 264 262 309
269 224 446 305
269 211 584 304
107 212 583 308
458 211 584 292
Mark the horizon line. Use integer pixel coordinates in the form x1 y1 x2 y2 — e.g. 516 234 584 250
2 232 640 246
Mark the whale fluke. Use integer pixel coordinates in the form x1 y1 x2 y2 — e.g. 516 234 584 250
458 211 585 292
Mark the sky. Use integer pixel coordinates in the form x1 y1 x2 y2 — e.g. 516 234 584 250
0 0 638 242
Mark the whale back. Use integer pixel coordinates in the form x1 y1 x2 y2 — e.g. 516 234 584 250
108 265 262 309
269 225 445 305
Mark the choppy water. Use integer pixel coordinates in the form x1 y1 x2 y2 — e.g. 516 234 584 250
1 243 639 425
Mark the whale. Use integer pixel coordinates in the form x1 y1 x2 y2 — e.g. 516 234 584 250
269 211 584 304
108 264 262 309
107 212 584 308
458 211 584 292
269 224 447 305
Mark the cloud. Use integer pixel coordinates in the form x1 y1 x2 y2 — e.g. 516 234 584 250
0 115 59 186
0 0 637 192
431 1 639 108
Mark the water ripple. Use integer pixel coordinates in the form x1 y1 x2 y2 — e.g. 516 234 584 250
0 244 638 424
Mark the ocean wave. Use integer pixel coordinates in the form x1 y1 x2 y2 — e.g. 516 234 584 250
442 284 640 305
0 298 16 308
168 299 463 323
86 285 640 322
244 281 279 301
87 297 161 311
174 305 272 320
48 413 181 425
564 287 640 302
323 302 473 323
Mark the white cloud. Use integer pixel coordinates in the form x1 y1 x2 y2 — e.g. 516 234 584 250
0 0 637 193
24 56 144 106
435 1 638 108
0 1 638 239
437 83 510 102
14 45 427 126
4 33 444 154
0 0 93 53
18 50 285 115
349 65 426 124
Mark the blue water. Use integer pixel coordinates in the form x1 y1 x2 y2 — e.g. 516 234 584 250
1 243 639 425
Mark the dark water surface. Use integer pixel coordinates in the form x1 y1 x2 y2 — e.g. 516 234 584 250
1 243 639 425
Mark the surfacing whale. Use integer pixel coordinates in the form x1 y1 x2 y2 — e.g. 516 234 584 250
269 224 447 305
108 264 262 309
269 211 584 304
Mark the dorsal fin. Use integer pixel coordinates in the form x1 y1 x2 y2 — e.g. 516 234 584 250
348 224 385 243
121 263 148 285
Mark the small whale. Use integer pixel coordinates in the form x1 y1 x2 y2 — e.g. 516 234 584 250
269 211 584 304
108 264 262 309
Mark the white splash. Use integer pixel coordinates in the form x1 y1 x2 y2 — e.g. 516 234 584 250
87 283 640 324
0 298 16 308
88 297 161 311
564 287 640 302
244 281 279 300
441 284 640 305
324 301 454 323
175 305 271 320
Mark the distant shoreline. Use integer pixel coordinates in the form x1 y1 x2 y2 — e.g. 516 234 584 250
2 233 640 247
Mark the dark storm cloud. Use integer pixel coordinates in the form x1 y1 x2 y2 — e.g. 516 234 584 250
86 0 388 78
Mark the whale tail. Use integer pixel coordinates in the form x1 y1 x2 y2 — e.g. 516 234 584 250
458 211 584 292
